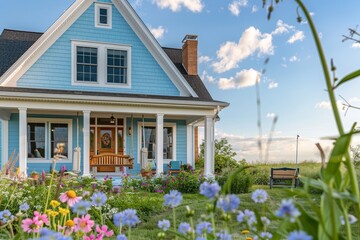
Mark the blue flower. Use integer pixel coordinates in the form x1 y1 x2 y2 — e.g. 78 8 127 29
251 189 268 203
178 222 192 235
114 209 140 227
261 216 271 226
19 202 30 212
237 209 256 225
340 214 358 225
217 231 232 240
199 181 220 199
164 190 183 208
0 210 14 223
91 192 107 207
260 232 273 239
287 230 312 240
38 228 72 240
276 199 300 222
158 219 170 231
195 221 213 236
71 200 92 216
116 234 128 240
216 194 240 212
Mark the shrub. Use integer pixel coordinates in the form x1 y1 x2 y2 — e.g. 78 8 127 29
216 168 252 194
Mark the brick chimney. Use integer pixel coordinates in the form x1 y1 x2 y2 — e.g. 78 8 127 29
182 34 198 76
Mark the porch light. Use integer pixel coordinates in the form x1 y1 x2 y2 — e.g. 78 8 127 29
128 127 132 136
110 114 115 124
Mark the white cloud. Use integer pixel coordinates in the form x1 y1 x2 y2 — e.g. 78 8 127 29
310 12 315 16
272 20 294 35
212 27 273 73
318 32 323 39
350 97 360 104
288 31 305 44
132 0 143 7
315 100 344 111
153 0 204 12
352 42 360 48
251 5 258 13
268 81 278 89
200 70 216 83
289 55 298 62
198 55 212 64
228 0 248 16
149 26 166 39
266 112 276 118
218 68 261 90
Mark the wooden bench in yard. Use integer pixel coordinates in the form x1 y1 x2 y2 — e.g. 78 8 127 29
90 153 134 173
270 167 299 189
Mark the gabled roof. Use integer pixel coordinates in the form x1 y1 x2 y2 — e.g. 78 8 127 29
0 29 213 101
0 0 198 98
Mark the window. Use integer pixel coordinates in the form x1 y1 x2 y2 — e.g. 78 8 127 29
95 3 112 29
107 49 127 84
139 124 176 161
72 41 131 87
76 47 97 82
27 119 72 161
27 123 46 158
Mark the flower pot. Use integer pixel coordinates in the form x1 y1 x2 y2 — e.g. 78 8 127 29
31 173 39 180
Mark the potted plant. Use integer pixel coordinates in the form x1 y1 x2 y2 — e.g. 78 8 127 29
30 170 39 180
141 162 152 178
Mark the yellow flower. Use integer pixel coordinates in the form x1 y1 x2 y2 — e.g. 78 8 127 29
241 230 250 235
50 211 59 217
67 190 77 198
50 200 60 209
245 238 253 240
65 220 75 227
46 210 53 215
59 207 70 216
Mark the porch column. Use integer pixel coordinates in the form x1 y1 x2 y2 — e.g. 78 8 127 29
19 108 27 177
204 116 215 178
1 120 9 167
156 114 164 175
83 110 91 177
186 124 194 168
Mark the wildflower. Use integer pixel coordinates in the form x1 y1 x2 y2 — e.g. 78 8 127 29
91 192 107 207
164 190 183 208
241 230 250 235
287 230 312 240
261 216 270 226
59 190 82 207
217 231 232 240
50 211 59 217
74 214 94 233
83 234 96 240
276 199 300 222
217 194 240 213
59 207 70 216
50 200 60 209
260 232 272 239
116 234 128 240
251 189 268 203
34 211 50 225
72 200 92 216
195 221 213 236
96 225 114 237
113 209 140 227
340 214 358 225
0 210 14 223
19 202 30 212
38 228 72 240
158 219 170 231
237 210 256 226
178 222 192 235
199 181 220 199
21 216 43 233
65 219 75 227
82 191 91 197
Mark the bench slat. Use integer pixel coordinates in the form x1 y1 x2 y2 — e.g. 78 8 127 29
90 153 134 170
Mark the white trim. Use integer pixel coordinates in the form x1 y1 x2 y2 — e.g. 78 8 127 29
186 124 193 167
95 3 112 29
137 121 176 164
27 118 73 163
83 110 91 176
19 108 27 177
155 114 164 175
71 40 132 88
204 116 214 178
1 120 9 167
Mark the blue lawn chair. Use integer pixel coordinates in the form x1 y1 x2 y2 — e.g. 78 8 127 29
168 161 182 175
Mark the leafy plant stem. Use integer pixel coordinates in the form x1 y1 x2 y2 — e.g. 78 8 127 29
327 185 338 240
340 201 352 240
44 160 57 213
173 208 178 240
211 212 216 237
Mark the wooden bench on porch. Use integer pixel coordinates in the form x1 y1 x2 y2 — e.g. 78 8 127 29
90 153 134 173
270 167 299 189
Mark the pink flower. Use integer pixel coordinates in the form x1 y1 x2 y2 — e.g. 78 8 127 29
96 225 114 237
83 234 95 240
34 211 49 225
74 214 94 233
59 190 82 207
21 216 43 233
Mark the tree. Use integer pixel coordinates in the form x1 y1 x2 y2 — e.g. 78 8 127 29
197 138 239 174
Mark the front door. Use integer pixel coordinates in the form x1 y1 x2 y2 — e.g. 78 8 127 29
97 127 116 172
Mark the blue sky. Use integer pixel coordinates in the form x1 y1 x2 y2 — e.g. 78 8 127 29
1 0 359 163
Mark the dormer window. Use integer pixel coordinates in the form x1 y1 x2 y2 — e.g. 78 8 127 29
95 3 112 29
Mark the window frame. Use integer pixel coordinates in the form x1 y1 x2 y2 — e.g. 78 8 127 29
72 40 132 88
27 118 72 163
137 122 177 164
95 3 112 29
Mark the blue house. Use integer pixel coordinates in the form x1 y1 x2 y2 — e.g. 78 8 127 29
0 0 228 177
